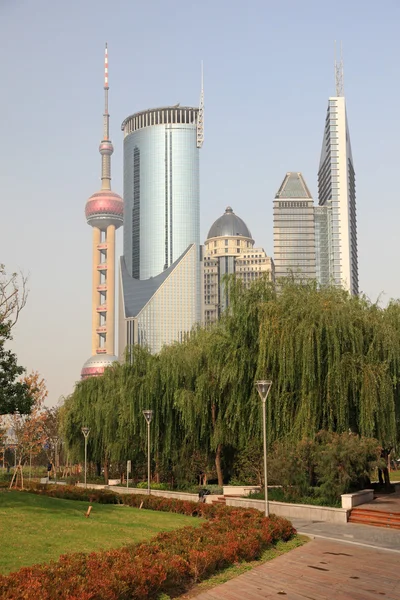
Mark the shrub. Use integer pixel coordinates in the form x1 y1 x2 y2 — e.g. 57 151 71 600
0 487 295 599
136 481 170 490
233 431 382 504
313 431 383 503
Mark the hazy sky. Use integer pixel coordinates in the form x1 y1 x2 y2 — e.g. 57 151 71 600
2 0 400 405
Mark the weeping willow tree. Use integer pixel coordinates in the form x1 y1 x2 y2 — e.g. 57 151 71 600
61 278 400 485
62 346 159 480
257 280 399 448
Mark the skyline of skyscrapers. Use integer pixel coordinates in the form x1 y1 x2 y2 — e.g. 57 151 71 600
273 57 359 296
78 47 360 377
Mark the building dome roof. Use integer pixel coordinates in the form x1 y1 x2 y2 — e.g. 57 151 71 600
207 206 253 240
80 354 118 379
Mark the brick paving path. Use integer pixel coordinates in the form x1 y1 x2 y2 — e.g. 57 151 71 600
193 538 400 599
360 490 400 514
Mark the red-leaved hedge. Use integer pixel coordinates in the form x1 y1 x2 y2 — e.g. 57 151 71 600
0 485 295 599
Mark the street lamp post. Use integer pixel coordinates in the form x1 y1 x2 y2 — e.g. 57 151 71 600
142 410 153 495
81 427 90 488
255 380 273 517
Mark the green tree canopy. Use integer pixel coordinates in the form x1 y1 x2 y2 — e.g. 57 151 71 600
0 323 33 415
61 279 400 484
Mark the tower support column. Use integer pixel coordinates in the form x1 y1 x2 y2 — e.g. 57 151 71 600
92 227 101 355
106 224 116 355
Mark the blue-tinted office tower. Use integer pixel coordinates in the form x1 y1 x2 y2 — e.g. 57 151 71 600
119 103 204 356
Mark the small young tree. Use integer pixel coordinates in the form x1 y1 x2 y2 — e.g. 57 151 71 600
0 265 32 416
0 264 28 327
10 372 49 487
0 324 33 415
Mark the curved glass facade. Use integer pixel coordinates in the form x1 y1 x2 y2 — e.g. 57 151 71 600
122 107 200 281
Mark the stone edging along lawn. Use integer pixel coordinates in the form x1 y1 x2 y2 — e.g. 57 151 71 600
75 482 350 524
0 485 295 600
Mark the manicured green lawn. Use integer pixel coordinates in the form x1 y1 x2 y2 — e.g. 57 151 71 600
371 469 400 482
0 491 202 575
388 470 400 481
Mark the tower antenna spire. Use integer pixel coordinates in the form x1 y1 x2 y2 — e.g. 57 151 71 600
103 42 109 141
196 61 204 148
334 40 344 97
99 42 113 190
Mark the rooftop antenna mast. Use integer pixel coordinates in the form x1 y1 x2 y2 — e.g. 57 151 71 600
196 61 204 148
100 42 114 191
334 40 344 97
103 43 110 141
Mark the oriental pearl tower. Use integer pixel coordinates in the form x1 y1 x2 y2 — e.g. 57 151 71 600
81 44 123 379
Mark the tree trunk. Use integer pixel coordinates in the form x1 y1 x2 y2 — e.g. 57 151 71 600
103 460 109 484
383 467 391 488
215 444 223 487
380 449 392 489
378 468 384 485
211 402 223 487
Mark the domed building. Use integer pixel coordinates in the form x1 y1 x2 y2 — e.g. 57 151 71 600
203 207 274 324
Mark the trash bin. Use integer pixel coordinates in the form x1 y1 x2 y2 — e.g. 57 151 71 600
198 489 211 503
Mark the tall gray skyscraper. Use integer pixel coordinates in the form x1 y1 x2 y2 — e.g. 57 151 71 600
273 172 316 281
317 58 358 295
119 101 204 356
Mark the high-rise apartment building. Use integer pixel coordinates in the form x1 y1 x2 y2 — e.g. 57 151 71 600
119 98 204 355
273 172 316 281
203 207 274 324
81 45 123 379
317 61 358 295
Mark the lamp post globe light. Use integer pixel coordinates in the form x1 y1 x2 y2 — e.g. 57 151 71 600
81 427 90 488
255 380 272 517
142 410 153 495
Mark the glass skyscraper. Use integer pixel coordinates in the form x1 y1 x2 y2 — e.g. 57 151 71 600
318 96 358 295
121 107 200 280
273 172 316 280
119 106 201 356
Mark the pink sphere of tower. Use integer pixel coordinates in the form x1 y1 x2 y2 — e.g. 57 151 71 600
85 190 123 229
81 354 118 379
99 140 114 155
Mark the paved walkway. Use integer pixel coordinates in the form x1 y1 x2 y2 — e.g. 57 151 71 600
193 537 400 599
293 518 400 552
359 489 400 514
